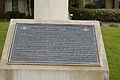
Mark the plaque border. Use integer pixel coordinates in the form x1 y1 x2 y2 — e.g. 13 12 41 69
8 24 100 66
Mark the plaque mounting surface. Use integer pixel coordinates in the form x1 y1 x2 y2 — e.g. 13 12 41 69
8 24 99 66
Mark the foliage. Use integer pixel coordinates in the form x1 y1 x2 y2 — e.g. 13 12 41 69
85 1 96 8
0 11 33 19
0 13 6 19
70 8 120 22
71 0 84 4
5 11 25 19
70 0 90 8
109 23 119 27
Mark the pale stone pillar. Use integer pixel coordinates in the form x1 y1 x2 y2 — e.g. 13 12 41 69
34 0 69 20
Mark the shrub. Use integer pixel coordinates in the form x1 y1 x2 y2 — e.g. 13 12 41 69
85 1 96 9
109 23 119 27
24 16 33 19
0 13 6 19
69 8 120 22
0 11 34 20
5 11 25 19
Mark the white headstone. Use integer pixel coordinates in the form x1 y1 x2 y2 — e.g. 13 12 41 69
34 0 69 20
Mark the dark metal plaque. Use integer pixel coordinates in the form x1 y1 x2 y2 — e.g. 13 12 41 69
8 24 99 66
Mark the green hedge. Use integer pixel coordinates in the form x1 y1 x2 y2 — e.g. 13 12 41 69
0 13 6 19
70 8 120 22
5 11 25 19
0 11 33 19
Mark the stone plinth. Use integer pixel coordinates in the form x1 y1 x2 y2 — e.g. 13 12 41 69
0 19 109 80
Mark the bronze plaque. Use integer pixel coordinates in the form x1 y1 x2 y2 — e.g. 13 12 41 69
8 24 99 66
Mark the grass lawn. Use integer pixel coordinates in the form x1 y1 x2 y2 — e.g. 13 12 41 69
101 27 120 80
0 22 120 80
0 22 9 57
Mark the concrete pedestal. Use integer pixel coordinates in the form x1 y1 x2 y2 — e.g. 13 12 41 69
0 19 109 80
0 69 108 80
34 0 69 20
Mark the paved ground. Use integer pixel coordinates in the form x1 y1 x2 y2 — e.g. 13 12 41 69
102 23 120 27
